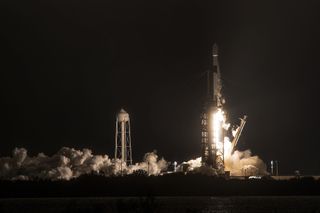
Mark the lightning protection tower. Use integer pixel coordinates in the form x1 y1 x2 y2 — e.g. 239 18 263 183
115 109 132 165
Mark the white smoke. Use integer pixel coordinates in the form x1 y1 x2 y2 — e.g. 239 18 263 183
183 157 202 171
0 145 266 179
0 147 168 181
128 151 167 175
179 149 267 176
225 150 267 176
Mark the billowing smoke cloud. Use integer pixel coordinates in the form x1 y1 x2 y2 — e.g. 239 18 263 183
0 145 266 180
178 149 267 176
0 147 168 181
225 150 267 176
128 152 167 175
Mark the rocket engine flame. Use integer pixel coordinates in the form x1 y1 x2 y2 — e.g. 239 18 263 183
184 107 267 176
212 109 223 151
211 108 232 161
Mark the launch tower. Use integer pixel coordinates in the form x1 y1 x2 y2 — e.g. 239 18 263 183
115 109 133 165
201 43 225 173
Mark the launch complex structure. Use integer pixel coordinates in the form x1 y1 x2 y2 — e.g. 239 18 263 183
201 44 247 174
112 44 247 176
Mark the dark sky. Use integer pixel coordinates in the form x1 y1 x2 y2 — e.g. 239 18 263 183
1 0 319 174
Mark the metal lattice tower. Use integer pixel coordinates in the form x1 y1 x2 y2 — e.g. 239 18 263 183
115 109 132 165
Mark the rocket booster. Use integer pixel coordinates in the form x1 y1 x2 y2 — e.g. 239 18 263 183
201 43 225 170
207 43 223 108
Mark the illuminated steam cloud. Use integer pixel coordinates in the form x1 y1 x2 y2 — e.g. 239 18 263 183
224 150 267 176
0 147 168 181
128 152 167 175
179 150 267 176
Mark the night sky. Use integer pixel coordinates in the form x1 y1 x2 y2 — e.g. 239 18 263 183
1 1 319 174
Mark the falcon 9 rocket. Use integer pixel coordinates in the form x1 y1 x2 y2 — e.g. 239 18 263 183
201 43 226 173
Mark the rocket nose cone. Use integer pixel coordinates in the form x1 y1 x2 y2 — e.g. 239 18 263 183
213 43 218 56
120 108 126 113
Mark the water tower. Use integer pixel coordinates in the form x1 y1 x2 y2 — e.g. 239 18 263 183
114 109 132 165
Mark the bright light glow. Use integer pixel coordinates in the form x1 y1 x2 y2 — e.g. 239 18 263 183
211 108 232 160
212 108 224 155
224 137 232 158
